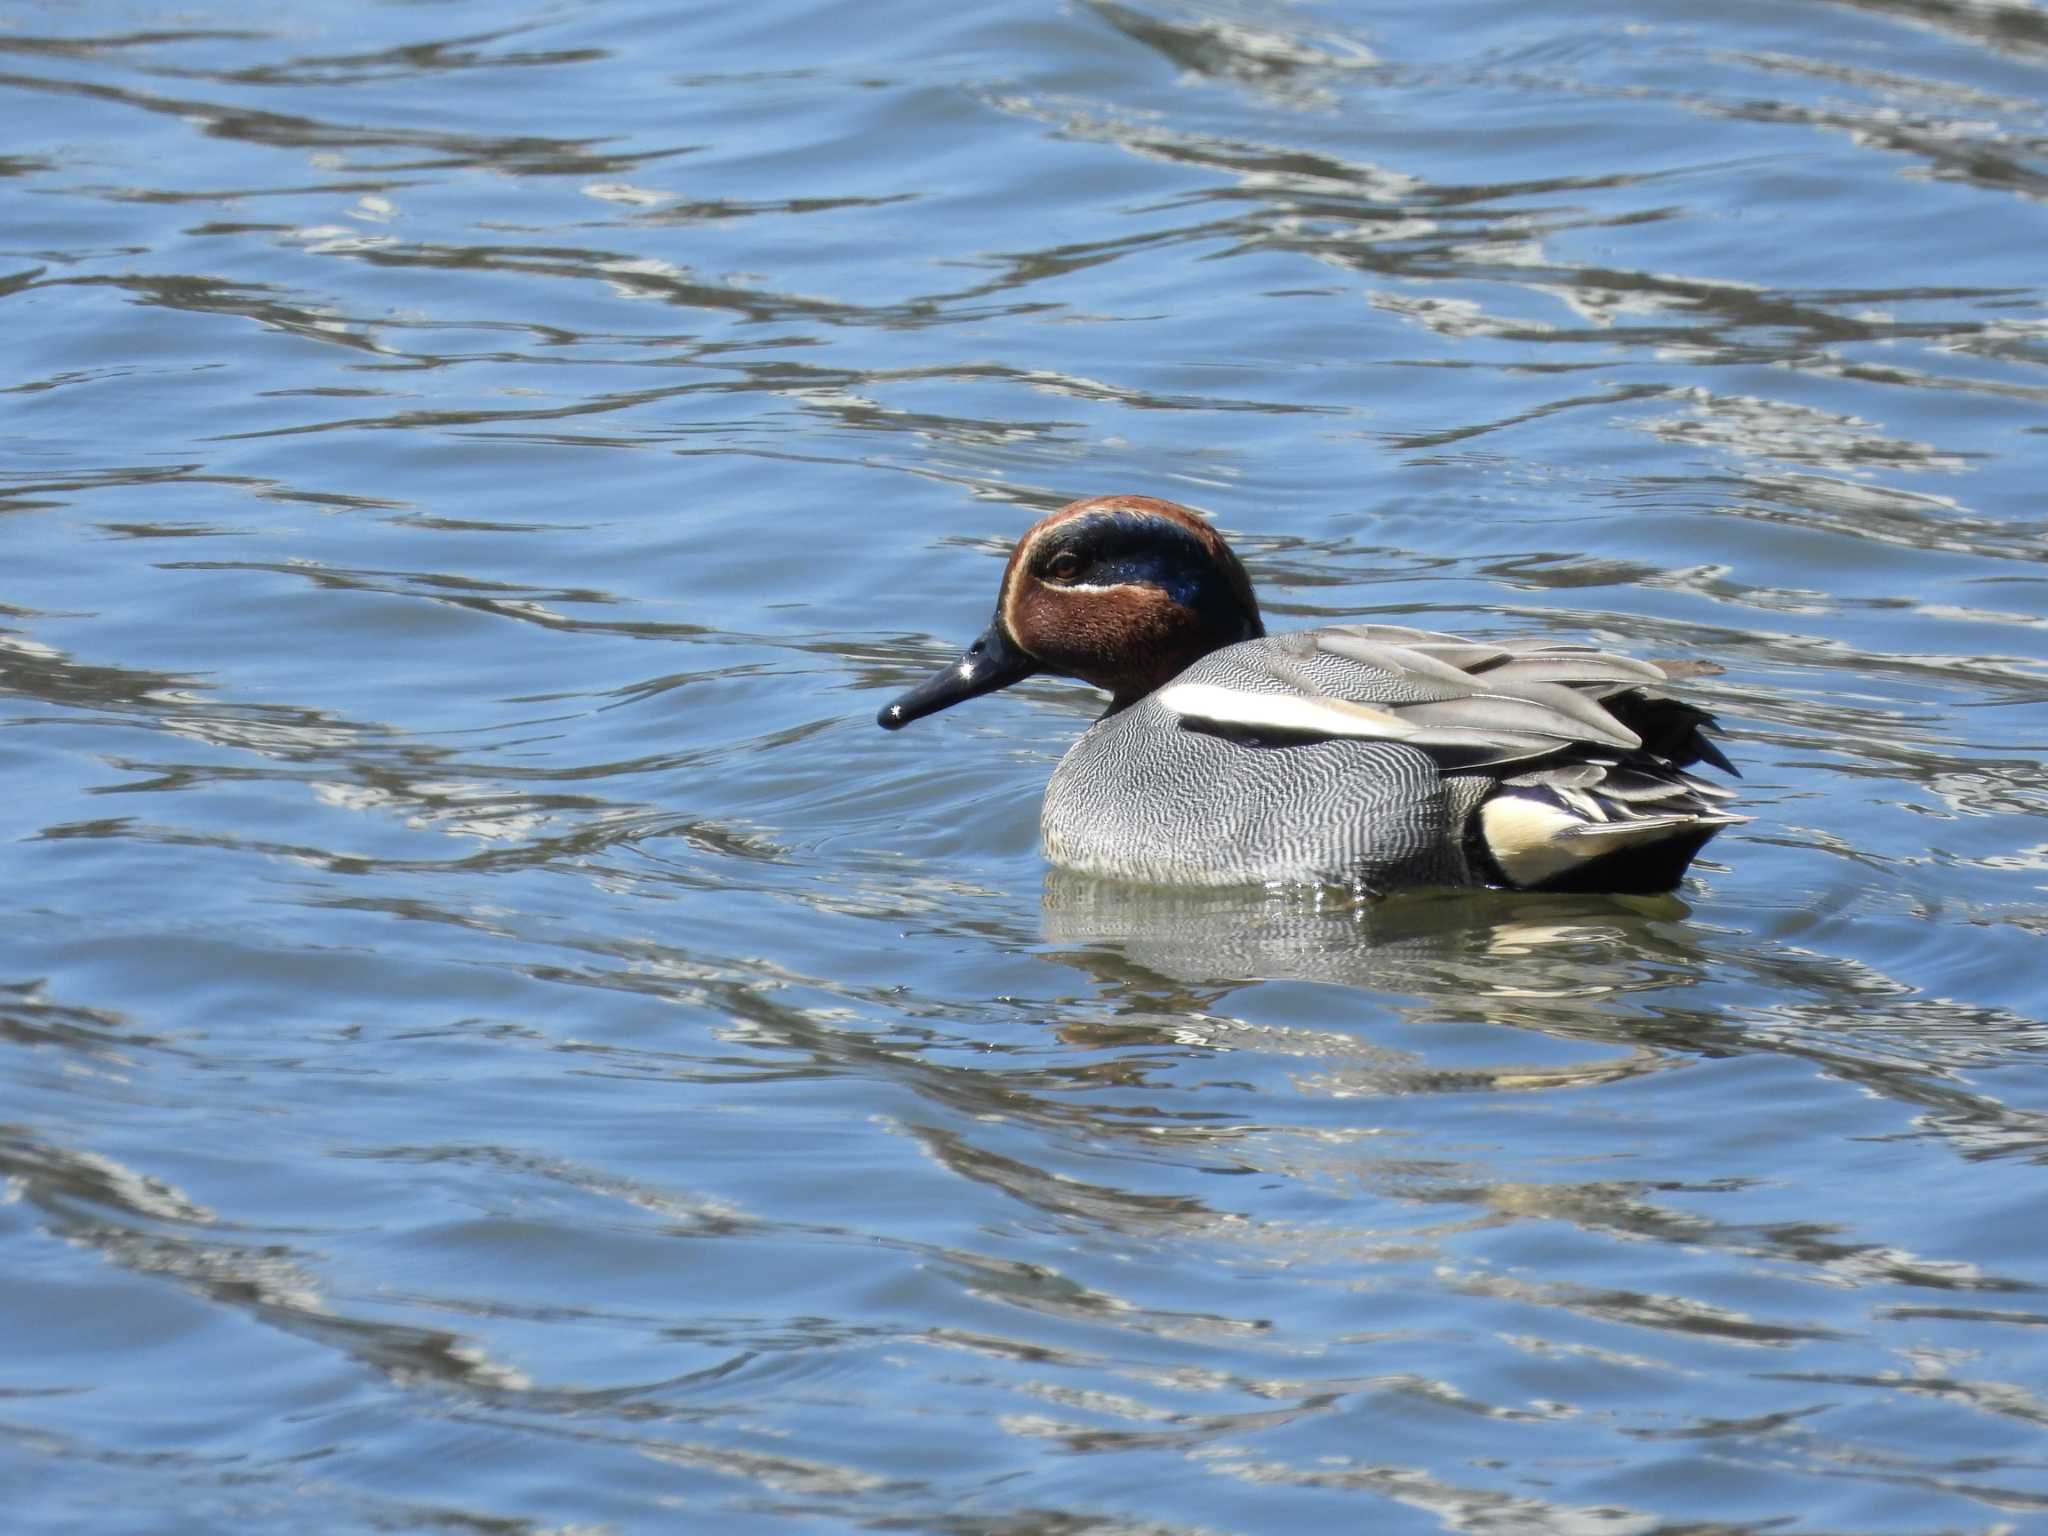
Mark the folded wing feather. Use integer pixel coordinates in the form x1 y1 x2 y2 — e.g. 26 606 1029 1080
1155 625 1671 766
1153 624 1740 891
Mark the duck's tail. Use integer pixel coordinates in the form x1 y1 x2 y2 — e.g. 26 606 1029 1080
1472 692 1742 895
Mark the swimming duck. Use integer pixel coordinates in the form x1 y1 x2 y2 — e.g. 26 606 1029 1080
878 495 1738 895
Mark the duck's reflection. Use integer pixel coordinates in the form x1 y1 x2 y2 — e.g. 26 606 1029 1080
1042 867 1711 1013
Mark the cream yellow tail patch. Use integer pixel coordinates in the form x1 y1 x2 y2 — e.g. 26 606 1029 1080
1480 795 1712 887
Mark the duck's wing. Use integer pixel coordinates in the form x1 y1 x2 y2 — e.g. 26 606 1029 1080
1156 624 1733 774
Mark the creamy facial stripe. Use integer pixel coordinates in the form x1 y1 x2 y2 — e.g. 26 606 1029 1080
999 516 1056 654
1002 505 1172 641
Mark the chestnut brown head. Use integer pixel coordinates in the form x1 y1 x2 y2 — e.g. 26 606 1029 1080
878 496 1264 729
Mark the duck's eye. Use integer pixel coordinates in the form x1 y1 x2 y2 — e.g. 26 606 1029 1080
1046 551 1083 582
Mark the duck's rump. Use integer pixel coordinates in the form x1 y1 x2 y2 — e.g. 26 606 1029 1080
1039 626 1738 894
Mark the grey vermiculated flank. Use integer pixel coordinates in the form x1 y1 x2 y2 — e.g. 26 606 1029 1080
1038 627 1732 893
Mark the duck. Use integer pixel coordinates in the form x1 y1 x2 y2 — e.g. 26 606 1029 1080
877 495 1739 895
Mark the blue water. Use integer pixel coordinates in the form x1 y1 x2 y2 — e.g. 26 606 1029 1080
5 1 2048 1531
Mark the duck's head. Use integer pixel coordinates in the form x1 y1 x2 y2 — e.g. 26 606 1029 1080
878 495 1265 730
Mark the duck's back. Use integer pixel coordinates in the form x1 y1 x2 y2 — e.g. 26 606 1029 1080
1040 627 1736 894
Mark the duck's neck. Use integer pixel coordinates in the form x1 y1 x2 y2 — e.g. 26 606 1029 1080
1103 608 1265 714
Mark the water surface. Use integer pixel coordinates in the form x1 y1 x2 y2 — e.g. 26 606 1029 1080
6 1 2048 1531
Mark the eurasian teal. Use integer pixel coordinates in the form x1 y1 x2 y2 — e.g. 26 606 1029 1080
879 496 1738 894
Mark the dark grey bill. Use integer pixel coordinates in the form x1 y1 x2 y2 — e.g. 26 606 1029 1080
877 621 1038 730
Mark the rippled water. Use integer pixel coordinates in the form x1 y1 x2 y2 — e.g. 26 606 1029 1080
6 1 2048 1531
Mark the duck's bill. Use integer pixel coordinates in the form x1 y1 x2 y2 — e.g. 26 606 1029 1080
877 622 1039 730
